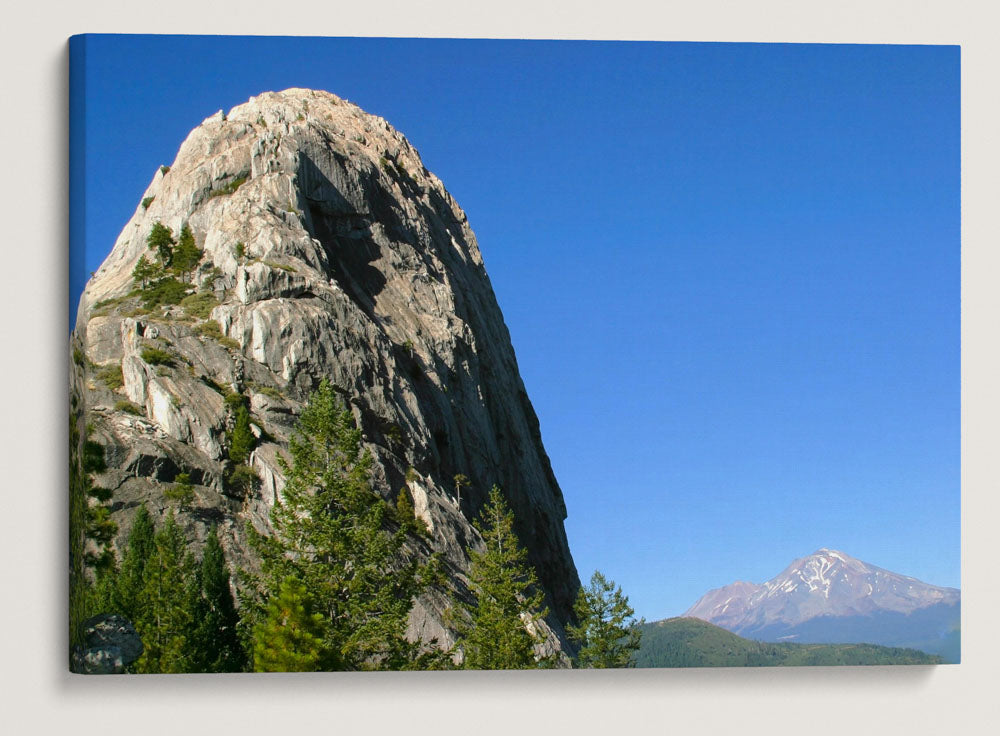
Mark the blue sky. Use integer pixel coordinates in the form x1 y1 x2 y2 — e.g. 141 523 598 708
70 36 959 619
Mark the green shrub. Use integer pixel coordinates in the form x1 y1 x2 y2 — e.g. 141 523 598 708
194 320 223 339
160 165 170 175
141 196 155 210
72 348 85 367
247 382 283 400
234 241 246 260
196 320 239 350
207 175 248 199
115 399 144 416
96 364 123 390
87 486 113 502
180 292 218 320
199 375 225 394
395 487 429 536
140 347 174 366
92 296 125 310
164 472 195 507
227 464 259 495
224 391 247 412
139 277 189 308
263 260 296 273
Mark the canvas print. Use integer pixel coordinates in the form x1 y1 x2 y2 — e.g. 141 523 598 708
68 35 960 673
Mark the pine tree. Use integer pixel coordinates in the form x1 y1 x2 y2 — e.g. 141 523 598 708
147 222 175 266
131 254 160 290
453 473 470 508
395 487 427 535
188 528 246 672
164 472 195 508
133 511 193 673
69 419 118 654
249 379 437 670
228 404 254 465
111 505 156 621
171 223 202 280
567 570 643 668
252 575 327 672
453 485 549 669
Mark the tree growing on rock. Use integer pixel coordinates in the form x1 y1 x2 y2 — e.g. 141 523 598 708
567 570 643 668
131 255 160 290
147 222 175 266
171 223 202 281
451 485 550 669
228 404 254 465
248 379 443 671
453 473 470 508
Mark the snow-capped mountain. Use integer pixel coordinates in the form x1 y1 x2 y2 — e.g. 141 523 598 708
684 549 960 661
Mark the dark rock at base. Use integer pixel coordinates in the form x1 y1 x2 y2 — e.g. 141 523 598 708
71 614 143 674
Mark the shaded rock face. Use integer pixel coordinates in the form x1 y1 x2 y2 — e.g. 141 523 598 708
72 89 580 655
71 614 144 674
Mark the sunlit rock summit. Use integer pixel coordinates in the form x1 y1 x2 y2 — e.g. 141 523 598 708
71 88 580 654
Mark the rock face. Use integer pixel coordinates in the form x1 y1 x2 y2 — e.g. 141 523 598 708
71 89 580 656
684 549 960 661
71 614 144 674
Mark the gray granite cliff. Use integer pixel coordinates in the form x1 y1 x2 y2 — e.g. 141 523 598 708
71 88 580 656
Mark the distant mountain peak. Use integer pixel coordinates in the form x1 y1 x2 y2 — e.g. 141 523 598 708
685 549 959 632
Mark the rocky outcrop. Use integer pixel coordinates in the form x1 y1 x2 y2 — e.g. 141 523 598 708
71 89 580 656
71 614 144 674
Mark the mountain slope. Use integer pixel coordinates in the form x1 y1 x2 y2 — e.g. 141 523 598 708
70 88 580 655
684 549 959 661
635 617 943 667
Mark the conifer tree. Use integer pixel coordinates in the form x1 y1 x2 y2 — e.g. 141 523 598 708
567 570 643 668
171 223 202 280
164 472 195 508
147 222 175 266
110 504 156 622
69 418 116 649
131 254 160 290
228 404 254 465
249 379 437 671
188 528 246 672
453 485 549 669
133 511 193 673
395 487 428 535
69 419 119 656
252 575 327 672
